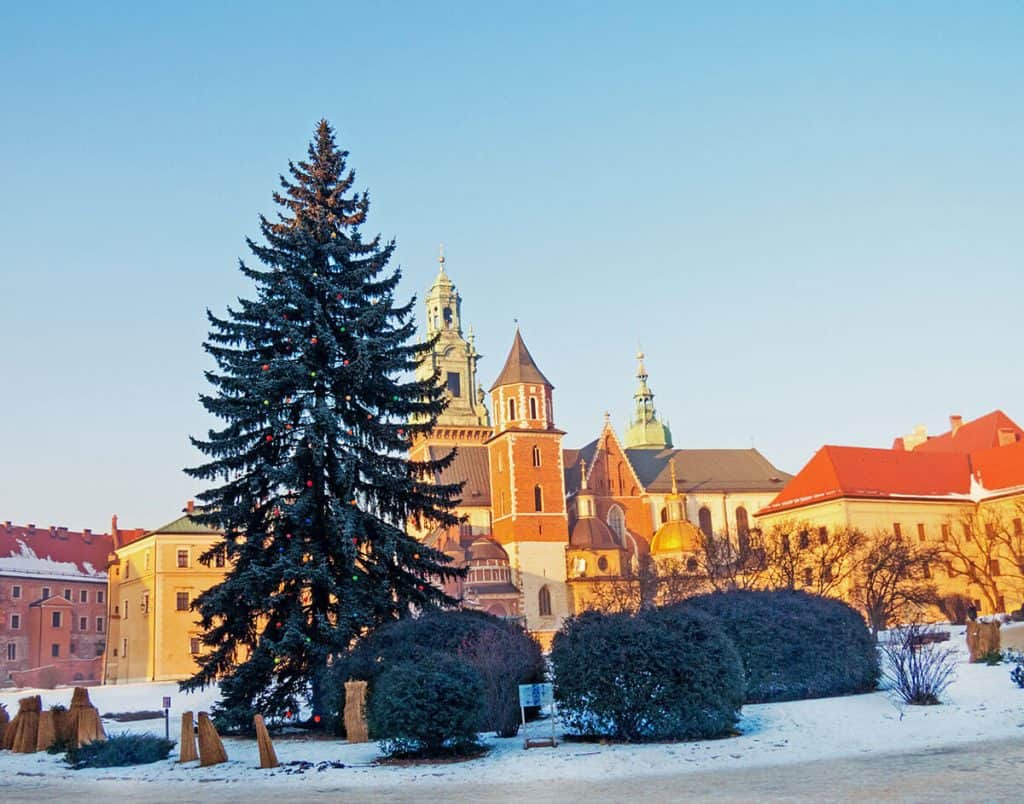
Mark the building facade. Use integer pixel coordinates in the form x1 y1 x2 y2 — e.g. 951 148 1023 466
104 505 225 684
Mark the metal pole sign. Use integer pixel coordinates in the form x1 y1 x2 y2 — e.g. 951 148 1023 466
518 683 556 749
162 696 171 740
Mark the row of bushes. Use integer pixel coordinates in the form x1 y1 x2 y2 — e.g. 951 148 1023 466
339 590 879 753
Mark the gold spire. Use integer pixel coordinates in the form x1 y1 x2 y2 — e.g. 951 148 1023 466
670 457 678 495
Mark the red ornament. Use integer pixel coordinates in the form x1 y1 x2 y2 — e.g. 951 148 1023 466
285 424 293 430
417 584 424 591
343 359 349 366
311 337 318 344
351 538 358 544
314 715 321 724
286 711 292 718
262 364 269 371
306 480 314 487
336 293 342 300
266 435 273 442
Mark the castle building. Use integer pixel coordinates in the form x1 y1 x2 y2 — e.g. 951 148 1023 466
0 518 143 687
756 410 1024 615
104 504 224 684
415 256 792 643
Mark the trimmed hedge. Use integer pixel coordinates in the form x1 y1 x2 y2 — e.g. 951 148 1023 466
333 609 544 737
673 590 879 703
550 607 745 742
366 652 485 758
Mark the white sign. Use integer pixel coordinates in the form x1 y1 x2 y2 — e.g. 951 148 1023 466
518 683 553 708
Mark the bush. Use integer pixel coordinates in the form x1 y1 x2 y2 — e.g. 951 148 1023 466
333 609 544 737
938 594 973 625
366 652 485 758
882 623 957 705
550 607 744 742
65 732 176 769
1008 650 1024 688
674 590 879 703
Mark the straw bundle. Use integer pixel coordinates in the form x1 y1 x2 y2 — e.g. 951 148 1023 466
253 715 279 769
178 711 199 763
67 687 105 748
53 707 72 744
0 703 9 748
343 680 369 743
197 712 228 767
11 695 42 753
35 710 57 752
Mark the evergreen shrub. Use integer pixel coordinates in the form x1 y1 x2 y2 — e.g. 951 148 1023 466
65 732 175 769
332 609 544 737
674 589 879 703
550 607 744 742
366 652 485 758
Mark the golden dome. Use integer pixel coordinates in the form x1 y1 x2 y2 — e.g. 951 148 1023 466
650 520 702 555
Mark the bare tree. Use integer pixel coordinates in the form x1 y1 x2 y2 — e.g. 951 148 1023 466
881 622 958 705
755 522 864 597
586 553 706 614
941 510 1010 612
850 530 941 636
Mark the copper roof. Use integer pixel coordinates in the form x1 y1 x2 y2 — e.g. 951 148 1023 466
428 445 492 505
489 329 553 390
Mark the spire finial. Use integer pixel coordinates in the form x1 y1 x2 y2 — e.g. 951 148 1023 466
603 410 611 425
670 457 678 495
438 243 446 271
580 458 588 490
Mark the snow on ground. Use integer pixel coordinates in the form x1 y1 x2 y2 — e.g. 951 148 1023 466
1 626 1022 791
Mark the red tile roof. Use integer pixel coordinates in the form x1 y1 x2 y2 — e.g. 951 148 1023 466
0 523 115 580
759 446 972 515
971 440 1024 493
910 410 1024 454
489 329 552 390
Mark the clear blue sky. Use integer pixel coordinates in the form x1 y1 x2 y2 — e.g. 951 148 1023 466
2 2 1022 532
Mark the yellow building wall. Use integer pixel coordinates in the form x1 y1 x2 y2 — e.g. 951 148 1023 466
106 534 227 684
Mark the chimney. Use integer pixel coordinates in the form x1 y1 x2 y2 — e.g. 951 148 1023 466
998 427 1017 447
111 514 118 535
185 500 195 514
82 528 93 544
28 523 36 532
949 415 963 436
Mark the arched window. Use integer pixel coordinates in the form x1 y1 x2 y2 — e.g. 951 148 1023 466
538 585 552 617
443 307 453 328
529 397 538 419
607 505 626 547
533 484 543 512
736 506 750 553
508 398 516 421
660 507 668 524
698 507 713 538
532 445 541 467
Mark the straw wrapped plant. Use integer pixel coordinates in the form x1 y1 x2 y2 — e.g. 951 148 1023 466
197 712 228 767
253 715 278 769
178 711 198 763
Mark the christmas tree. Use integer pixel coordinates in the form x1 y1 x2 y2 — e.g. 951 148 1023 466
180 120 463 725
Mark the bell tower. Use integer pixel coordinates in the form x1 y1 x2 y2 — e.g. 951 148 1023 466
412 246 492 458
486 328 569 644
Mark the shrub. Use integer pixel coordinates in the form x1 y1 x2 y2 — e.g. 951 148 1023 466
1007 650 1024 688
332 609 544 737
979 649 1005 666
674 589 879 703
65 732 176 769
938 594 973 625
881 623 957 705
550 607 744 742
366 652 485 758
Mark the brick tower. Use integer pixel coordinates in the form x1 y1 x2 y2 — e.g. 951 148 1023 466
486 328 570 643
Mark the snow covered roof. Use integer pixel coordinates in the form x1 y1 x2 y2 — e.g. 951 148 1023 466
0 523 114 581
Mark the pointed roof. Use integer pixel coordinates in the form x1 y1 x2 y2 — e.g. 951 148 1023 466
489 329 552 390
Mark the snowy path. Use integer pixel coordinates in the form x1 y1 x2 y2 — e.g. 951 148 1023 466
2 736 1023 803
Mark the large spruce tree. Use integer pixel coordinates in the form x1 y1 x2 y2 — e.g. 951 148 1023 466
181 120 462 725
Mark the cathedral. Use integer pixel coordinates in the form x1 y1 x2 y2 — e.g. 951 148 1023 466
411 252 792 645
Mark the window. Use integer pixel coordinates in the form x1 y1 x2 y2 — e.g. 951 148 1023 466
123 599 128 619
142 593 150 614
443 306 452 328
11 585 21 599
145 552 150 570
529 397 538 419
97 590 105 604
533 484 543 512
51 644 60 658
686 557 699 572
446 371 461 398
507 398 516 421
608 506 627 546
10 614 20 629
51 611 62 628
538 585 552 617
736 507 750 540
660 507 668 524
922 562 932 579
79 617 88 632
985 522 996 538
798 530 810 549
95 642 105 657
122 638 128 657
818 526 829 545
941 524 951 542
79 589 88 603
532 445 541 467
917 523 926 542
215 551 225 568
6 644 15 661
63 588 71 600
176 592 190 611
989 560 1001 577
189 637 201 655
802 567 813 586
96 617 105 634
42 586 51 600
177 549 189 568
1015 518 1023 536
698 507 713 538
997 595 1006 613
893 523 902 539
597 556 609 572
781 533 791 553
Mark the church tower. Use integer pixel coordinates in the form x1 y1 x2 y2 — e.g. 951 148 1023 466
486 329 570 644
623 351 673 450
412 247 492 457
